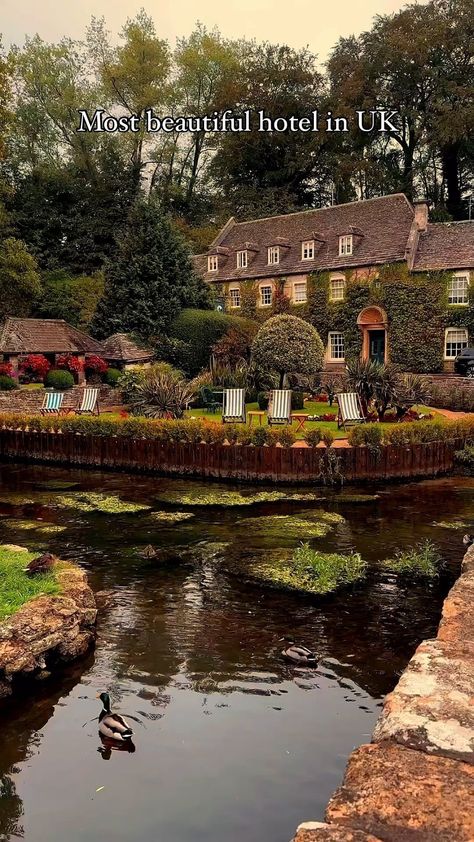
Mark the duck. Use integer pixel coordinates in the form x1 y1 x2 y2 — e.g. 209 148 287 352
97 692 134 742
280 637 317 666
463 534 473 548
24 552 57 576
138 544 158 559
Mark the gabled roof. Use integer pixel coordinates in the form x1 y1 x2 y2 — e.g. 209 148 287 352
0 318 105 355
412 222 474 271
194 194 415 282
102 333 154 363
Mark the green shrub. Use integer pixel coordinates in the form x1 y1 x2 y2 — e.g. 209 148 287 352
0 375 16 391
170 309 256 375
322 430 334 448
291 391 305 410
348 424 383 448
384 539 444 578
104 367 121 386
44 369 74 390
304 427 322 447
454 444 474 474
291 542 367 594
257 391 269 411
251 426 270 446
129 370 196 419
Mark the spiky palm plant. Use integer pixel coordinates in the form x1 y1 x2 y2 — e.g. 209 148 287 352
129 372 196 419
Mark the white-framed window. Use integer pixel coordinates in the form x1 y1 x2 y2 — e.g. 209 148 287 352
229 286 241 308
328 332 345 360
208 255 218 272
301 240 315 260
448 272 470 305
237 250 248 269
445 328 468 359
339 235 353 256
260 285 273 306
267 246 280 265
329 275 345 301
293 281 307 303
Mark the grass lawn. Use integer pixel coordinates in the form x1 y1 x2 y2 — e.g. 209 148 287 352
185 400 439 439
0 546 61 620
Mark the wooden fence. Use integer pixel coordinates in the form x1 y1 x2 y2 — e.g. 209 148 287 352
0 429 461 483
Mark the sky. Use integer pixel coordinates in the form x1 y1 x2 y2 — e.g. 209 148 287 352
2 0 425 58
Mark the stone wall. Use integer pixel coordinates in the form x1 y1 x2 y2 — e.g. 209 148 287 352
292 544 474 841
0 385 121 414
0 562 97 700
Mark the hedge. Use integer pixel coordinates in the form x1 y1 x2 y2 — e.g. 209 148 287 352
168 308 257 374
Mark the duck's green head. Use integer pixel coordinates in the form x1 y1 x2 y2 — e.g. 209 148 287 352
97 692 111 711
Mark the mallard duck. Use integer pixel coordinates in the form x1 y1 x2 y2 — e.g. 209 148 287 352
280 637 317 665
24 552 56 576
463 534 473 547
138 544 158 559
97 692 133 742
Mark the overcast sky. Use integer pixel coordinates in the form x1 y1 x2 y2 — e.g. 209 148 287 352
2 0 424 58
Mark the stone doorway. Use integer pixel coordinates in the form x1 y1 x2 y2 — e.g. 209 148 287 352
357 306 388 364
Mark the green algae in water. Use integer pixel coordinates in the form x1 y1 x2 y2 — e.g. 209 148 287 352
149 511 195 523
335 494 380 504
54 492 152 514
432 520 469 530
238 510 345 541
2 519 66 534
34 480 80 491
0 494 37 506
246 543 367 595
154 487 325 508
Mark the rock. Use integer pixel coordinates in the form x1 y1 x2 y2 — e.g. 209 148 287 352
461 544 474 574
437 570 474 644
373 637 474 763
0 561 97 699
326 742 474 841
293 821 382 841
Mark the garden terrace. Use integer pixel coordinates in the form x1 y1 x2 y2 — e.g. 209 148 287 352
0 412 472 483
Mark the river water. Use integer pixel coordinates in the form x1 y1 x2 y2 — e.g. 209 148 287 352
0 463 472 842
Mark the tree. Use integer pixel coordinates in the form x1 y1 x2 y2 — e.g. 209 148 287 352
251 315 324 388
33 269 104 330
92 199 210 340
0 237 41 319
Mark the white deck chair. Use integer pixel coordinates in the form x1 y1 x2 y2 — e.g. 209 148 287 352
222 388 246 423
336 392 366 429
40 391 64 415
268 390 292 425
76 387 100 416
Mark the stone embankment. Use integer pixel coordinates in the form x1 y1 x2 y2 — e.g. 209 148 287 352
0 384 121 414
0 562 97 700
292 544 474 841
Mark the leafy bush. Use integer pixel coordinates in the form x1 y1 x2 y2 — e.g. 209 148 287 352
304 428 322 447
291 391 305 410
0 362 14 377
211 323 258 365
251 426 270 446
257 391 269 411
454 444 474 474
44 369 75 390
85 354 108 379
104 367 121 387
19 354 51 381
384 539 444 578
117 368 146 403
251 314 324 388
129 370 196 419
277 426 297 447
0 375 16 391
430 383 474 413
348 424 383 448
170 309 256 375
322 430 335 447
56 354 84 377
291 542 367 594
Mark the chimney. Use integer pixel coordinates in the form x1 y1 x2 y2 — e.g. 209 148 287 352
413 200 429 232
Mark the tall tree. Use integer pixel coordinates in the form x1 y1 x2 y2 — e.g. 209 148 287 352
92 199 210 340
0 237 41 320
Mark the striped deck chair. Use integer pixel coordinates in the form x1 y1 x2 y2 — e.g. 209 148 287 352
76 387 100 416
268 390 292 425
40 391 64 415
222 388 246 423
336 392 366 429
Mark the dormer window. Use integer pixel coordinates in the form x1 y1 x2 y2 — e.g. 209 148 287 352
237 250 248 269
339 235 353 256
302 240 315 260
267 246 280 265
208 255 218 272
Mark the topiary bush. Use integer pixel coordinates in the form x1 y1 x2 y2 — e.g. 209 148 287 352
0 375 16 391
251 314 324 388
169 309 257 375
44 369 75 390
104 367 121 387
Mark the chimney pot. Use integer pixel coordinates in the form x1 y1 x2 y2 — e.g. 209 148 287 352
413 200 429 232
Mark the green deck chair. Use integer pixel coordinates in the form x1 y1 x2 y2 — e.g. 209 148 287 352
40 391 65 415
267 390 292 425
222 388 246 423
76 387 100 416
336 392 366 429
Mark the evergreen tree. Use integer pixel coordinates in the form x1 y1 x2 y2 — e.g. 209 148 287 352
92 199 210 340
0 237 41 320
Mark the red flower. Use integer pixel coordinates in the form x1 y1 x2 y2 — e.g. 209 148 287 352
0 362 14 377
56 354 84 374
85 354 108 374
19 354 51 379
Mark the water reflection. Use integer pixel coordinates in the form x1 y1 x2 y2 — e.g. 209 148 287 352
0 464 472 842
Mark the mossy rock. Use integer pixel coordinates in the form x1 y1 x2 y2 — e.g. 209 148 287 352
53 492 152 515
149 511 195 523
240 545 367 596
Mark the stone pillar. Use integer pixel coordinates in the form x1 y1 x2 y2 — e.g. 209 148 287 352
77 355 86 384
8 354 19 381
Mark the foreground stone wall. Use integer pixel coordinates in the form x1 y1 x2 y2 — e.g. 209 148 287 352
0 562 97 700
0 385 121 413
292 544 474 841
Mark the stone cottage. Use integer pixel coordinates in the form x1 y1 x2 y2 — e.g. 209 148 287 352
193 194 474 373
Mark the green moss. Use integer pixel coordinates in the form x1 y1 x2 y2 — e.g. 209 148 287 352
149 511 195 523
246 542 366 595
54 492 152 514
335 494 380 504
0 546 61 620
0 494 37 506
238 515 332 540
432 520 469 530
2 519 66 534
154 486 324 507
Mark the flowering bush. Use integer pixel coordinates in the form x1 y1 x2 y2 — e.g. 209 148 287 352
321 413 336 422
56 354 84 377
85 355 108 376
0 362 14 377
19 354 51 381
